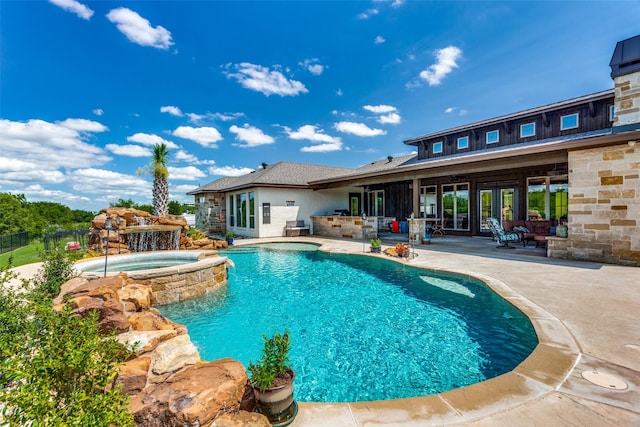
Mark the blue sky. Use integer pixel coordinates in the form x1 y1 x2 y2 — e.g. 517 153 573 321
1 1 638 212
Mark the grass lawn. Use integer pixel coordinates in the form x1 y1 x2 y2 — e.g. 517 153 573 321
0 241 46 268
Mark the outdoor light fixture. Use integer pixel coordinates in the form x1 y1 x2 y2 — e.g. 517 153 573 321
103 213 113 277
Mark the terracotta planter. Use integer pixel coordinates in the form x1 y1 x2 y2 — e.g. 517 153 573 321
253 370 297 426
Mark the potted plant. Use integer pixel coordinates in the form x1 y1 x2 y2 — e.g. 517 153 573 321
395 242 410 258
370 238 382 253
225 231 234 245
248 330 297 426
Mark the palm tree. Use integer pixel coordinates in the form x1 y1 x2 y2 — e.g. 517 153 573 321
138 143 170 216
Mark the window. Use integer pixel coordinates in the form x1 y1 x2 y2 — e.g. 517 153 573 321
419 186 437 218
609 105 615 121
235 194 242 228
520 122 535 138
199 196 205 203
240 193 247 227
560 113 579 130
367 190 384 216
486 130 499 144
527 176 568 221
442 183 469 231
249 192 255 228
229 196 235 227
433 141 443 154
457 136 469 150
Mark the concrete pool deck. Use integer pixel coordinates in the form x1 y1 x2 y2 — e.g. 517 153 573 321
8 237 639 426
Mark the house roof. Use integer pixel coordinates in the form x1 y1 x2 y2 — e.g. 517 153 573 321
188 161 354 194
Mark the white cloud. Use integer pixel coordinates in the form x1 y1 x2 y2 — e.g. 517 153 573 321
334 121 386 137
283 125 343 152
93 108 104 116
106 7 174 50
392 0 405 7
419 46 462 86
49 0 93 20
56 118 108 132
160 105 184 116
208 165 254 177
375 36 385 44
127 133 180 150
105 143 152 157
185 111 244 124
445 107 455 113
224 62 308 97
0 118 111 171
167 166 206 180
300 142 343 153
336 88 343 96
363 105 396 114
0 157 66 185
359 8 379 19
299 59 325 75
70 168 150 196
172 126 223 147
229 124 275 148
284 125 341 143
378 112 401 125
174 150 199 163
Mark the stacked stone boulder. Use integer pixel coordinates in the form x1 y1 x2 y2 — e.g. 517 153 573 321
54 274 270 427
89 207 225 254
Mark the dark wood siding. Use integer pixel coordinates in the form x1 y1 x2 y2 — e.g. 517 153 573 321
414 96 614 161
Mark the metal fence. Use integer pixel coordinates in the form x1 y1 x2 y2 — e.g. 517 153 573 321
43 230 89 252
0 231 29 255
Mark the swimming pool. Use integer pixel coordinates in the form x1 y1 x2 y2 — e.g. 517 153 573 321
158 243 537 402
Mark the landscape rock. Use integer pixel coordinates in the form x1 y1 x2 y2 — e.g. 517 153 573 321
131 359 250 427
211 411 271 427
118 284 152 311
117 330 177 355
150 335 200 375
116 356 151 395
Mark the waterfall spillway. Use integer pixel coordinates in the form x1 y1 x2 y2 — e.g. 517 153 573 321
120 225 182 252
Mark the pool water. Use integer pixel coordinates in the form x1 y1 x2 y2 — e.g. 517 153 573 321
158 243 537 402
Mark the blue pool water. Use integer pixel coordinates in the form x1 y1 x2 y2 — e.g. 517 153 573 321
158 243 537 402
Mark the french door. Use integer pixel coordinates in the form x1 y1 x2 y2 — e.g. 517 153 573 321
478 185 517 234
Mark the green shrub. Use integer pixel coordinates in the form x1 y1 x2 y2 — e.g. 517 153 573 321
248 329 291 391
0 255 135 426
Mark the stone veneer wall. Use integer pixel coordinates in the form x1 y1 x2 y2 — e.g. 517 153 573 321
548 143 639 266
124 256 229 305
194 193 227 236
311 215 378 239
613 68 640 127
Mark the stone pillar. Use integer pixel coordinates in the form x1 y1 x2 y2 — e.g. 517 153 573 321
613 70 640 127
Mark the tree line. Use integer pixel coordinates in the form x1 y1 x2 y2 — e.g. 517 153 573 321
0 193 192 240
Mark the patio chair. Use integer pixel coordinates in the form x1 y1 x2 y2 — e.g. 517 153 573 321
486 217 521 249
432 217 447 238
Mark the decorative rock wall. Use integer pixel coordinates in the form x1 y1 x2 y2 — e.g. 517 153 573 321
311 215 378 239
548 143 640 266
54 273 270 427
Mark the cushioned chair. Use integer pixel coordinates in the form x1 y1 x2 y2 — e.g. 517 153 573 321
486 217 521 249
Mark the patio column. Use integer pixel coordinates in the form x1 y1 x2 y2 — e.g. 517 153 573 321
412 178 420 217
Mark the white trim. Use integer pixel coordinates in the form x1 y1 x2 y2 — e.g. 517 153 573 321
457 136 469 150
560 113 579 130
433 141 443 154
520 122 536 138
486 130 499 144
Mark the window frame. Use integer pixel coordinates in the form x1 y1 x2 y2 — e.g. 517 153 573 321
486 130 499 144
457 136 469 150
520 122 536 138
609 105 615 122
560 113 579 130
432 141 443 154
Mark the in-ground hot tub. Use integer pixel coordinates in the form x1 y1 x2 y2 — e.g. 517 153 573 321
74 250 230 305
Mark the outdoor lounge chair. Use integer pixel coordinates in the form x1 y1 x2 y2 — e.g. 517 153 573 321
486 217 521 249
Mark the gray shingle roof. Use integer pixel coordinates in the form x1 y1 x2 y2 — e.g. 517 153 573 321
188 161 354 194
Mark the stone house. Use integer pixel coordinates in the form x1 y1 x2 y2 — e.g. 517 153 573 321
189 35 640 266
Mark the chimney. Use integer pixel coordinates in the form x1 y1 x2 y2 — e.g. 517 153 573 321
610 35 640 128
